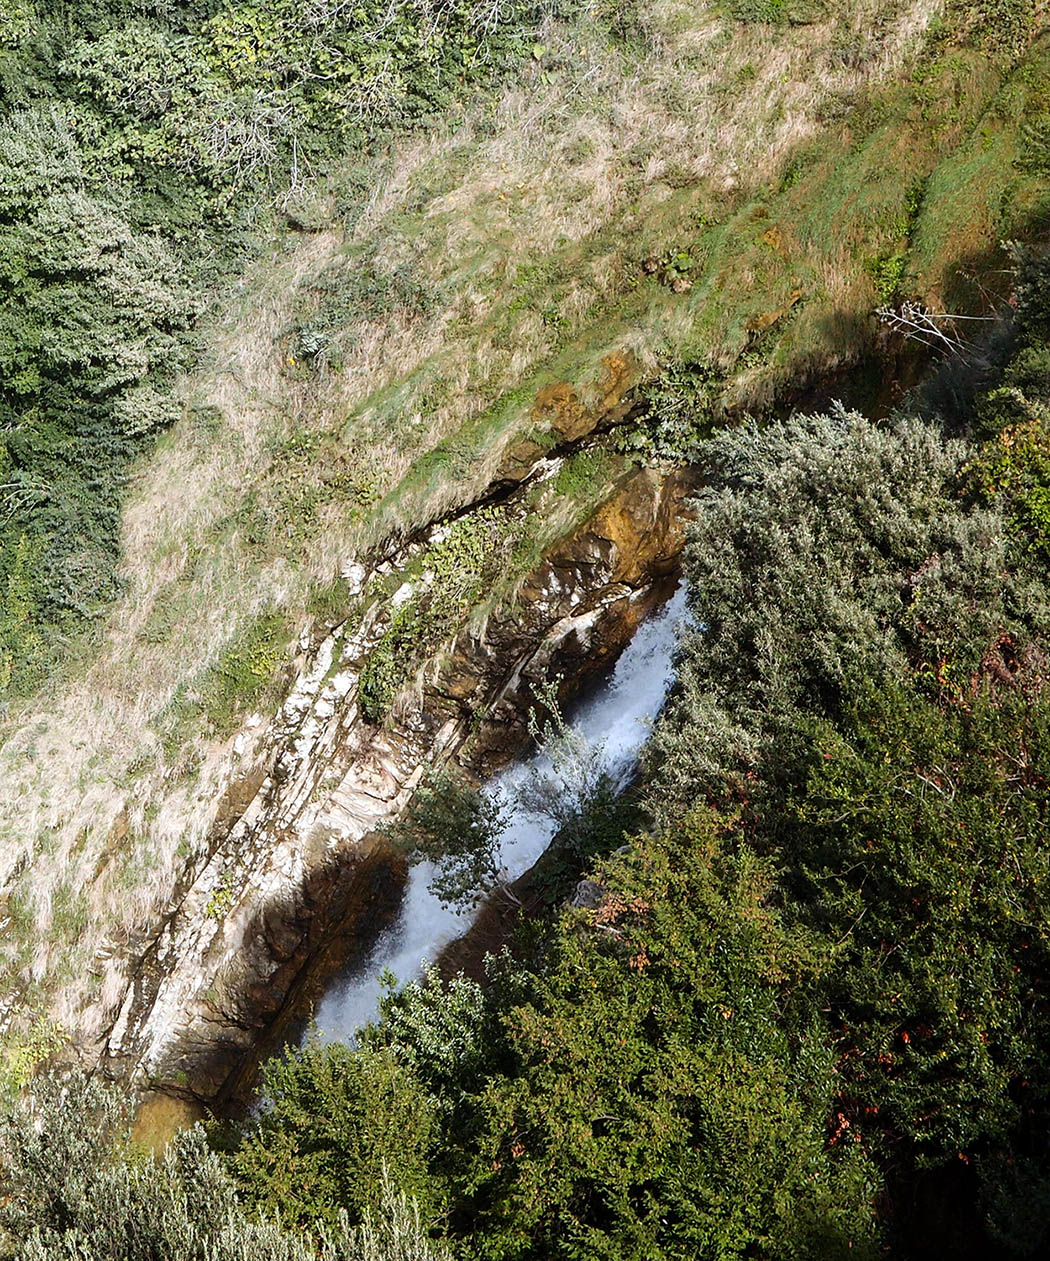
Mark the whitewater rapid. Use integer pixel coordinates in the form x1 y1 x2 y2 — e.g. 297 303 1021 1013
314 583 688 1040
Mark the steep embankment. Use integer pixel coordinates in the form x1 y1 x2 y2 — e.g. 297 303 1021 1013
103 460 693 1103
0 0 1047 1094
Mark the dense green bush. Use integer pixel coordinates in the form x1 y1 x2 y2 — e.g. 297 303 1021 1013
617 360 719 464
230 1042 444 1232
0 103 203 685
461 812 879 1260
646 406 1041 808
780 681 1050 1165
0 1071 449 1260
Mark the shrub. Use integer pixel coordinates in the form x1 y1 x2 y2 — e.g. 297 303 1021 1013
644 350 1050 1246
0 106 202 685
866 248 908 303
229 1041 445 1233
966 414 1050 556
466 811 880 1260
777 681 1050 1166
1 1072 349 1260
647 407 1003 805
617 360 720 464
0 1069 455 1259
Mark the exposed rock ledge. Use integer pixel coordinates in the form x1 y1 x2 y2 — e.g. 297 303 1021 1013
97 465 694 1105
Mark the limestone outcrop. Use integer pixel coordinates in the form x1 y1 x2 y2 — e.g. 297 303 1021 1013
98 465 694 1105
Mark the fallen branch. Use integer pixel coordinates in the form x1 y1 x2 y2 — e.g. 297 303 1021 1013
876 300 993 357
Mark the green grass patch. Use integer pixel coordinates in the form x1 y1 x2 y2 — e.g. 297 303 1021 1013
158 612 292 750
202 613 291 735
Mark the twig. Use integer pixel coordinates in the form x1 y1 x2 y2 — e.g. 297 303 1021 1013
876 300 994 358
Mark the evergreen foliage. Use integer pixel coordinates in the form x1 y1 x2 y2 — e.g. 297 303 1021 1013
230 1041 444 1232
462 812 879 1260
0 1071 449 1260
0 0 552 694
780 682 1050 1168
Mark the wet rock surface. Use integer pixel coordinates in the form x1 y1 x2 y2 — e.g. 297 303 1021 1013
97 463 696 1106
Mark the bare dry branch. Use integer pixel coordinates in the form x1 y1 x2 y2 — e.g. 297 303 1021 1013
876 300 993 357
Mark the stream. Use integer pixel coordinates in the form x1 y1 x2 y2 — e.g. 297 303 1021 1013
314 582 689 1041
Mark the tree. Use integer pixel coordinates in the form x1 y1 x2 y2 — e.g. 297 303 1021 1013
774 679 1050 1189
229 1040 445 1234
517 680 623 866
387 768 514 912
465 811 881 1260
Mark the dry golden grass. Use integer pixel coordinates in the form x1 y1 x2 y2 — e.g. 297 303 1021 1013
0 0 1004 1044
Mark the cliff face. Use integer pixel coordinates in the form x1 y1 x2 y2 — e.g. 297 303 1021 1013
97 463 694 1104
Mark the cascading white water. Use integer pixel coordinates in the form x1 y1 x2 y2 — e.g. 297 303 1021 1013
314 583 689 1041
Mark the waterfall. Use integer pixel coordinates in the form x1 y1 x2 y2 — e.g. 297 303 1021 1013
314 583 688 1040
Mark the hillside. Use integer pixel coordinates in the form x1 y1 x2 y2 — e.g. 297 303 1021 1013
1 0 1049 1257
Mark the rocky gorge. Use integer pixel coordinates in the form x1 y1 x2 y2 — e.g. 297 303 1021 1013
94 450 696 1110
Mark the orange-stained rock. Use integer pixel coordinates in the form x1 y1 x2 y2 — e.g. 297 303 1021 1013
532 380 589 440
594 350 638 419
530 348 641 443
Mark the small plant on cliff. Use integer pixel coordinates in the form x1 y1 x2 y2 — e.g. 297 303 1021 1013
0 1018 63 1098
387 768 515 912
866 249 909 304
358 606 420 725
201 613 290 736
618 360 719 465
205 870 237 922
358 508 516 724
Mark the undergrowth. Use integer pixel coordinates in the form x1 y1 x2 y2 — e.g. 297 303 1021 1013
359 508 518 723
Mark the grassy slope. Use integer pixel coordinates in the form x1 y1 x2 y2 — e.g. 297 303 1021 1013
0 0 1047 1051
